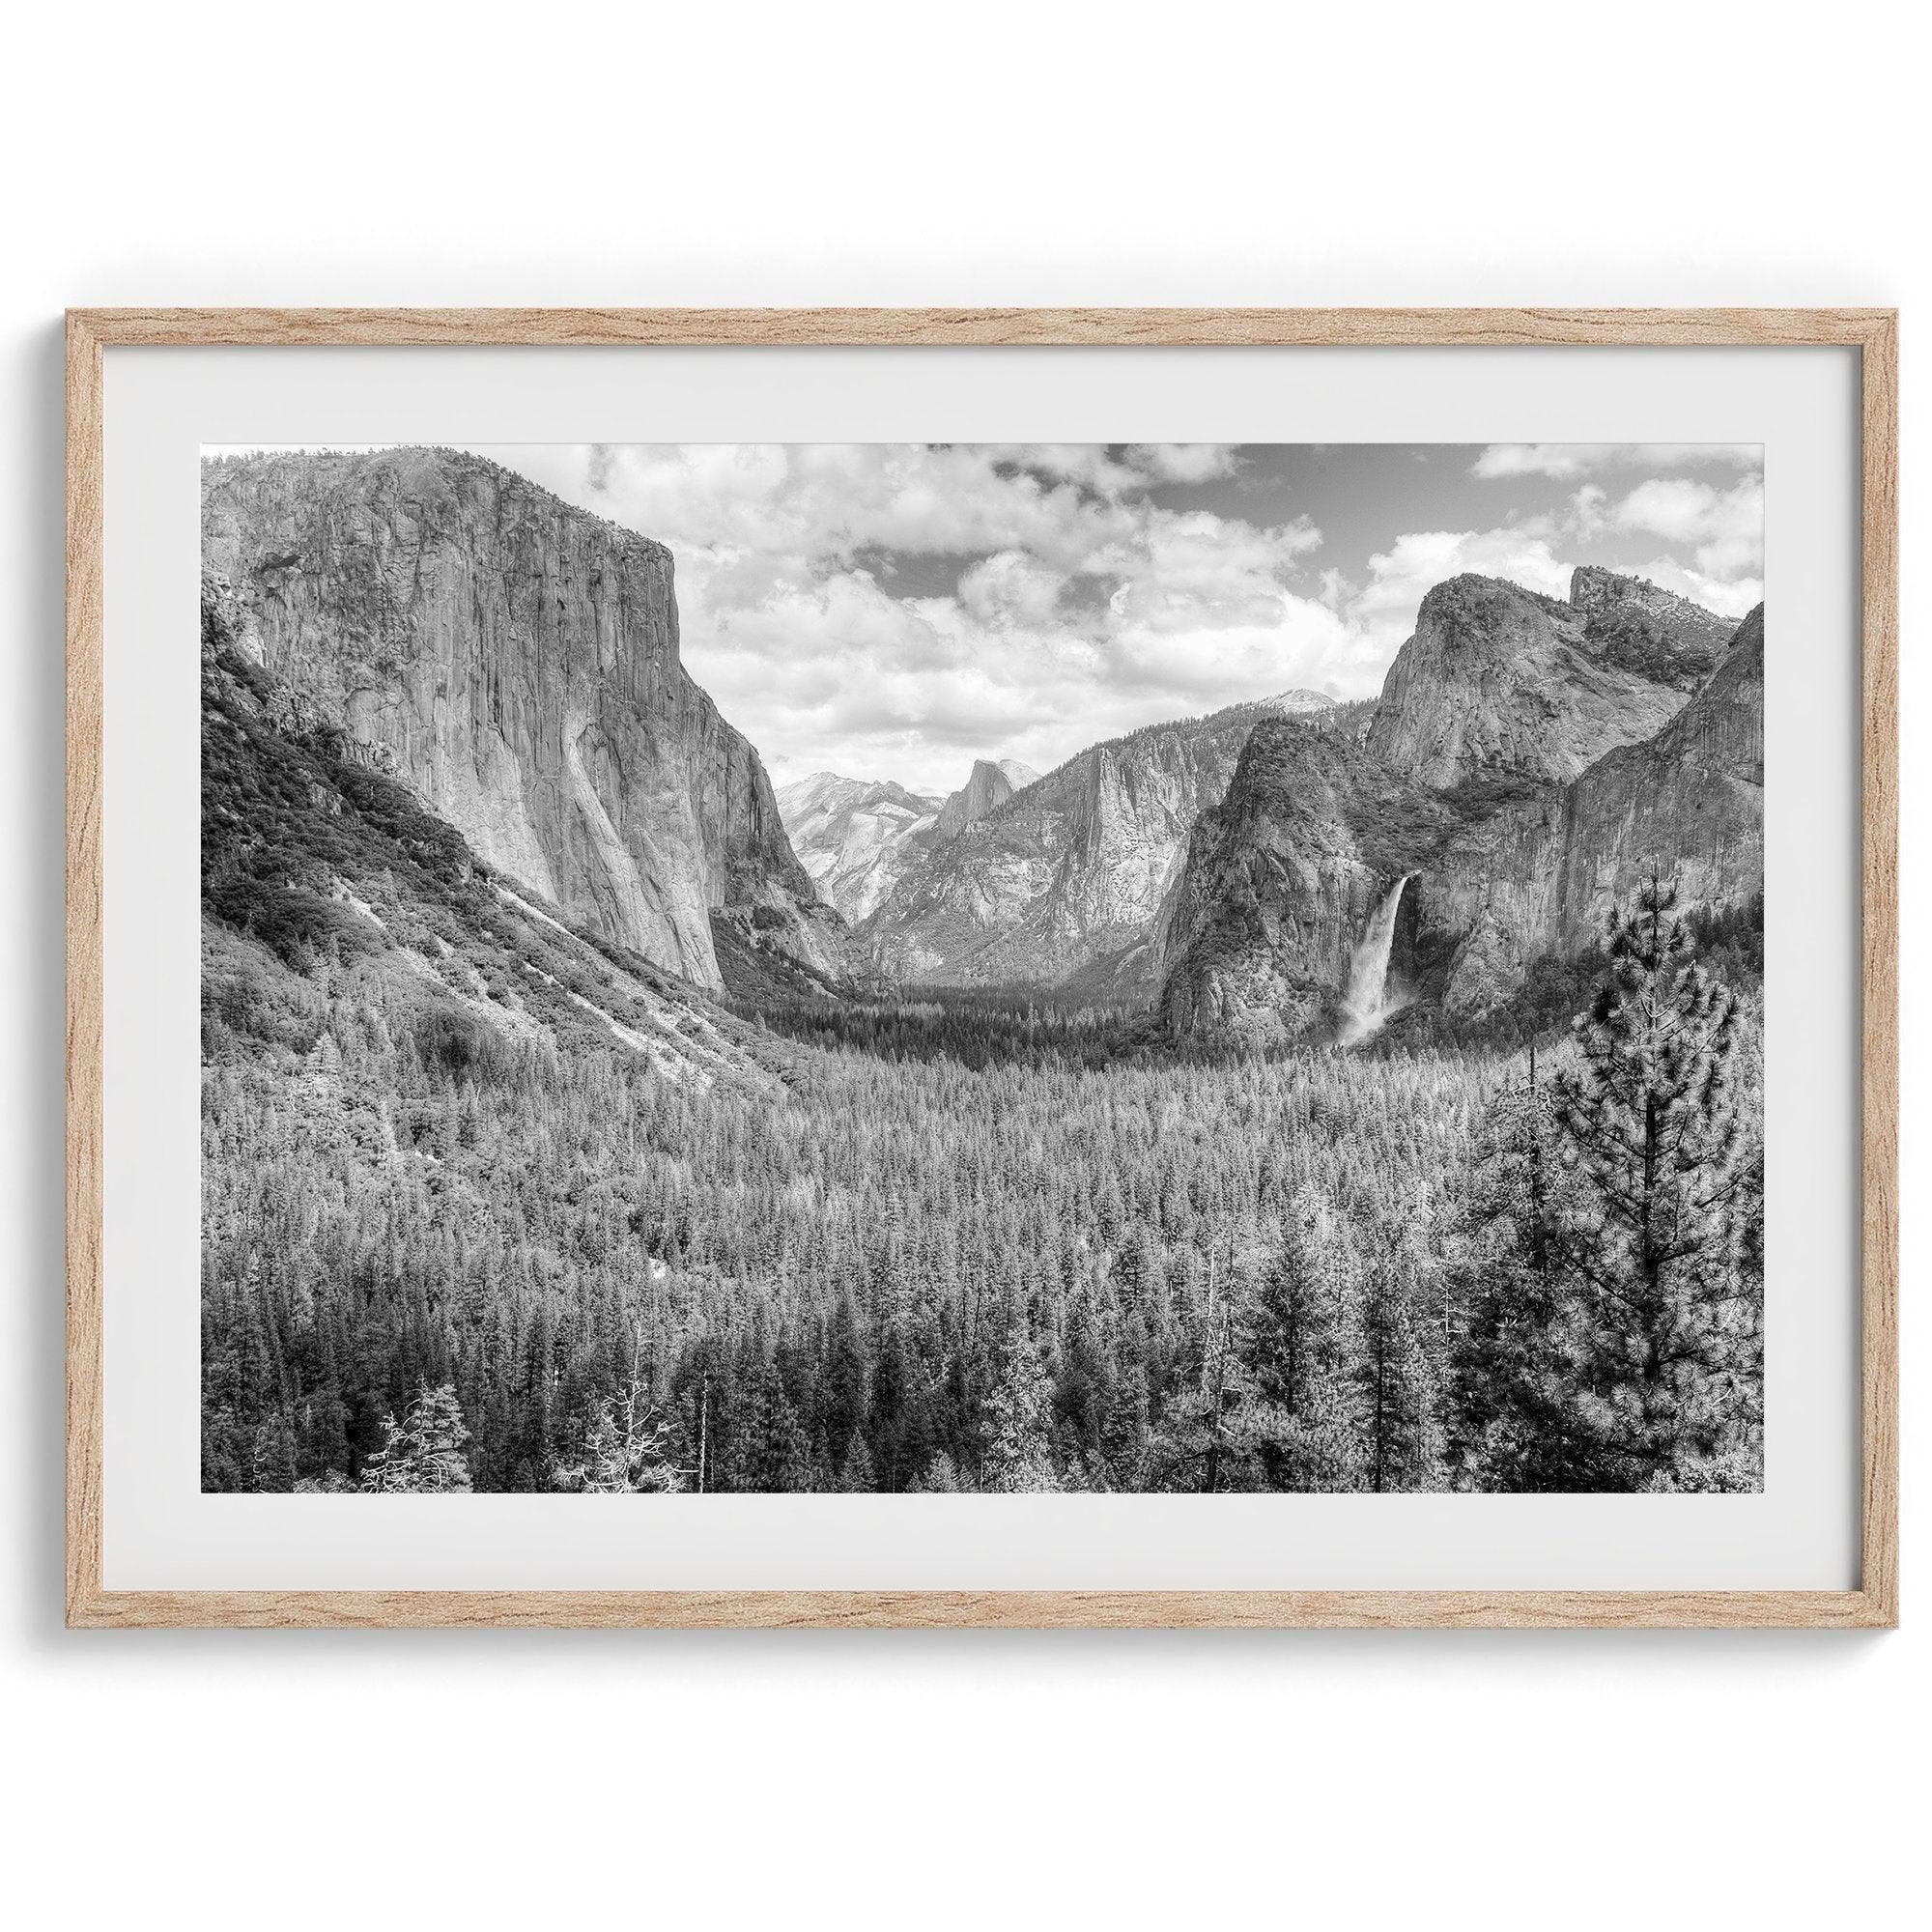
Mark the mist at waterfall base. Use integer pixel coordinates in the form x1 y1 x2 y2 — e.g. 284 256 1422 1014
1339 875 1414 1046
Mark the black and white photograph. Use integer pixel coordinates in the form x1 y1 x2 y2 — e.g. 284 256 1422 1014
198 440 1766 1497
17 0 1923 1918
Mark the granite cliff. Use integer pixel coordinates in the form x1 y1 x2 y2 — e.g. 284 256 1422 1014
1422 604 1763 1015
1160 576 1762 1043
1365 567 1733 791
933 757 1039 840
201 447 856 994
776 772 944 923
1157 720 1455 1046
199 572 773 1091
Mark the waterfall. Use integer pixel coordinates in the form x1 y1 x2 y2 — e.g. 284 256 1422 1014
1339 874 1413 1046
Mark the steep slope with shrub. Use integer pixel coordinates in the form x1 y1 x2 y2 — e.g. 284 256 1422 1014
201 573 774 1094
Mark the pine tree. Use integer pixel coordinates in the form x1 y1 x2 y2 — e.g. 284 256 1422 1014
1226 1195 1359 1491
358 1381 473 1492
913 1450 966 1492
1348 1229 1432 1493
1447 1065 1598 1492
1550 876 1752 1488
980 1323 1061 1492
720 1360 817 1492
821 1293 870 1471
867 1321 931 1493
836 1433 878 1492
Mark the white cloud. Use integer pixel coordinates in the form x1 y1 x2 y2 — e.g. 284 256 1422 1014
1566 483 1609 537
1095 508 1322 634
1608 474 1764 579
1124 442 1244 484
495 445 1333 785
1341 528 1575 668
1471 442 1761 480
1612 476 1732 542
984 444 1148 495
956 550 1067 629
986 443 1243 490
451 442 1767 790
1316 567 1354 611
513 442 1145 581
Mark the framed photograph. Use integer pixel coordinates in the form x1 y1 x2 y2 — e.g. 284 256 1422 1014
66 308 1897 1629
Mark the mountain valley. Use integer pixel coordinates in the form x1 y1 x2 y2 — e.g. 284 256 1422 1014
198 445 1765 1500
200 449 1763 1052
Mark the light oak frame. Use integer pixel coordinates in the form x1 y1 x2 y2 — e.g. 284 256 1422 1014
65 307 1899 1630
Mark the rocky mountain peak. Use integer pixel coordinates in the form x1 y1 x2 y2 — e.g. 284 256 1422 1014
1426 599 1763 1017
1568 564 1736 691
1650 602 1762 780
933 756 1038 840
777 755 1046 927
1569 562 1718 628
1364 568 1724 792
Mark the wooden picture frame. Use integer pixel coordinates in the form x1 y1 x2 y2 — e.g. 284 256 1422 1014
65 307 1899 1630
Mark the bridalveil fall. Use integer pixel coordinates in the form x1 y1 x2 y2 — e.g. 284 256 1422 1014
1340 874 1412 1045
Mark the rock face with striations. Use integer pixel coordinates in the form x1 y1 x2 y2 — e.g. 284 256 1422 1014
932 757 1039 840
1158 720 1456 1046
1423 605 1763 1014
1365 568 1733 791
861 704 1285 992
201 446 857 994
775 772 945 923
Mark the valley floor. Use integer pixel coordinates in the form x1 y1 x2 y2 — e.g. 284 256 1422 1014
202 943 1764 1495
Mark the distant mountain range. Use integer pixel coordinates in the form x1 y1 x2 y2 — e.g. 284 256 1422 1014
776 756 1039 923
855 702 1277 994
826 689 1341 998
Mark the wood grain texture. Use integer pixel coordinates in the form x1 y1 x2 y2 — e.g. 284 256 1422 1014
1858 313 1901 1629
62 307 1900 1632
66 313 105 1631
66 305 1897 349
60 1587 1898 1631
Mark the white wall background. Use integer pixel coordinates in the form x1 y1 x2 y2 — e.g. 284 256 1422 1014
2 4 1919 1925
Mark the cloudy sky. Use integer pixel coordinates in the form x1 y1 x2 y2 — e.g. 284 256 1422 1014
465 441 1762 794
